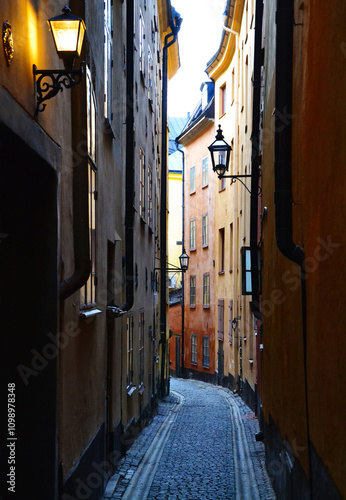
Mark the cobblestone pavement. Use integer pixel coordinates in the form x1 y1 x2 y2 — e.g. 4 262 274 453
103 378 276 500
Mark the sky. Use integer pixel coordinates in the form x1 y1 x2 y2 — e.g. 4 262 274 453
168 0 226 119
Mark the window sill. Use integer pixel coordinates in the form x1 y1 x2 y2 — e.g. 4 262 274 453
202 244 208 249
190 190 196 195
104 117 116 139
202 365 210 369
202 184 208 189
218 271 225 275
203 305 210 309
80 308 102 319
127 385 136 397
190 304 196 309
191 361 197 366
138 384 145 395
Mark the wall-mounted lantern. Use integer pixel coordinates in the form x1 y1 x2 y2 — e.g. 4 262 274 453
209 124 252 193
33 6 86 115
179 250 190 273
208 124 232 178
155 250 190 274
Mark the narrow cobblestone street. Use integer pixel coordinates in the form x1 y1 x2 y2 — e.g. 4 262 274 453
103 379 276 500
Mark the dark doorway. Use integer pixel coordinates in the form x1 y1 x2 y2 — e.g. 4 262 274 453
0 124 58 498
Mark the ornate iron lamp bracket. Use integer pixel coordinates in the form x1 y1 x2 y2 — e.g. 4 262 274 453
33 64 84 116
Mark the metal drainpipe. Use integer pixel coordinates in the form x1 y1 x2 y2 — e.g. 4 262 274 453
160 13 183 397
250 0 263 321
60 6 90 301
121 0 135 312
176 144 185 377
275 1 312 497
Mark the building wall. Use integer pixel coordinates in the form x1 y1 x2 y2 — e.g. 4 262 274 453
261 0 346 498
207 0 257 407
0 0 179 498
168 171 183 283
183 124 216 379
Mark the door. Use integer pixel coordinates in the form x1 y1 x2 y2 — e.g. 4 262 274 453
0 124 58 498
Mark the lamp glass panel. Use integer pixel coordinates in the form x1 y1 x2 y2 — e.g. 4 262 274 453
77 23 86 55
50 20 80 52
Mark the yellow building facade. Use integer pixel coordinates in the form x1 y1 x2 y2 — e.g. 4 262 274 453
206 0 257 408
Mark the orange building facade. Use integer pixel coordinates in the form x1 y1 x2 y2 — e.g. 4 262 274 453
259 0 346 498
171 83 217 381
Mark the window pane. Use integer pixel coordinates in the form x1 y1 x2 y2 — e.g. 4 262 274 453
190 220 196 249
202 157 208 186
190 166 195 193
190 276 196 306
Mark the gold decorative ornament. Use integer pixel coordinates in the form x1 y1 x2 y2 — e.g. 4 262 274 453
3 21 14 65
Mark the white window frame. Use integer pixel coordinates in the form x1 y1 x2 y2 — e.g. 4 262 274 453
139 310 144 387
190 219 196 250
202 156 208 187
81 68 97 309
190 165 196 193
191 334 197 365
140 148 146 220
190 275 196 307
104 0 113 121
202 213 208 248
203 273 210 308
139 10 145 77
127 316 134 390
203 336 210 368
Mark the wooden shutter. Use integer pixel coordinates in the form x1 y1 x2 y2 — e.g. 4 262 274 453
228 299 233 344
218 299 224 340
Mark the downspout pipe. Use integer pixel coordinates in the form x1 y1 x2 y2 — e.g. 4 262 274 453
160 13 182 397
274 0 304 266
250 0 263 321
60 16 90 301
275 1 312 497
122 0 135 312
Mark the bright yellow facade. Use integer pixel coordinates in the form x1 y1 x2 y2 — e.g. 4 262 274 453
206 0 257 402
168 171 183 284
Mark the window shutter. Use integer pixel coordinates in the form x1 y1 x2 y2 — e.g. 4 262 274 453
218 299 224 340
228 299 233 344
